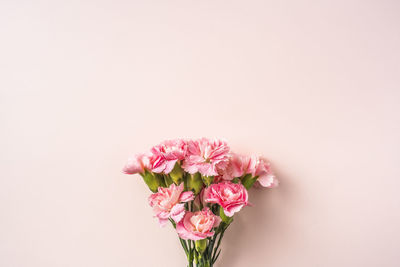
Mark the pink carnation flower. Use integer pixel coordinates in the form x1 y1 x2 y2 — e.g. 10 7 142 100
182 138 230 177
123 153 151 174
148 183 194 227
253 157 279 188
221 153 257 180
203 181 249 217
176 207 221 241
222 153 279 188
149 139 187 174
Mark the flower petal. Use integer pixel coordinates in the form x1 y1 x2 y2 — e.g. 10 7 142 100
179 191 195 203
258 174 279 188
170 203 186 223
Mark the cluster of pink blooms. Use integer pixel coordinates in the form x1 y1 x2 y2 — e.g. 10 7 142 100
123 138 278 266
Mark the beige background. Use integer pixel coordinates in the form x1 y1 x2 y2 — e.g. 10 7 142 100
1 0 400 266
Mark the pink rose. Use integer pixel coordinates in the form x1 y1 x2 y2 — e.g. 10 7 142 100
176 207 221 241
182 138 230 176
148 183 194 227
123 153 151 174
203 181 249 217
149 139 187 174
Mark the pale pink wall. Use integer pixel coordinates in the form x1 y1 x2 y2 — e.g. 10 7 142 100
1 1 400 266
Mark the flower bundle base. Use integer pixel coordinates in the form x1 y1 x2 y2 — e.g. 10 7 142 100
123 138 278 266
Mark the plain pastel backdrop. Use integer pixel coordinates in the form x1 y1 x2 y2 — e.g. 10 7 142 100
1 0 400 266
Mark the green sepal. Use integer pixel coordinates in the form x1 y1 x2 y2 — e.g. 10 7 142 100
169 162 184 184
154 173 166 188
163 174 174 187
202 175 214 186
195 239 207 254
187 173 204 194
231 177 240 184
241 174 257 190
141 170 160 192
219 206 233 224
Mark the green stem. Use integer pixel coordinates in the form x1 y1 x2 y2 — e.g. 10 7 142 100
189 240 194 267
170 219 189 257
180 238 188 256
207 234 217 261
212 227 226 263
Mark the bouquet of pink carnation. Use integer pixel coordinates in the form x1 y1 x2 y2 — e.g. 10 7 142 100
123 138 278 267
